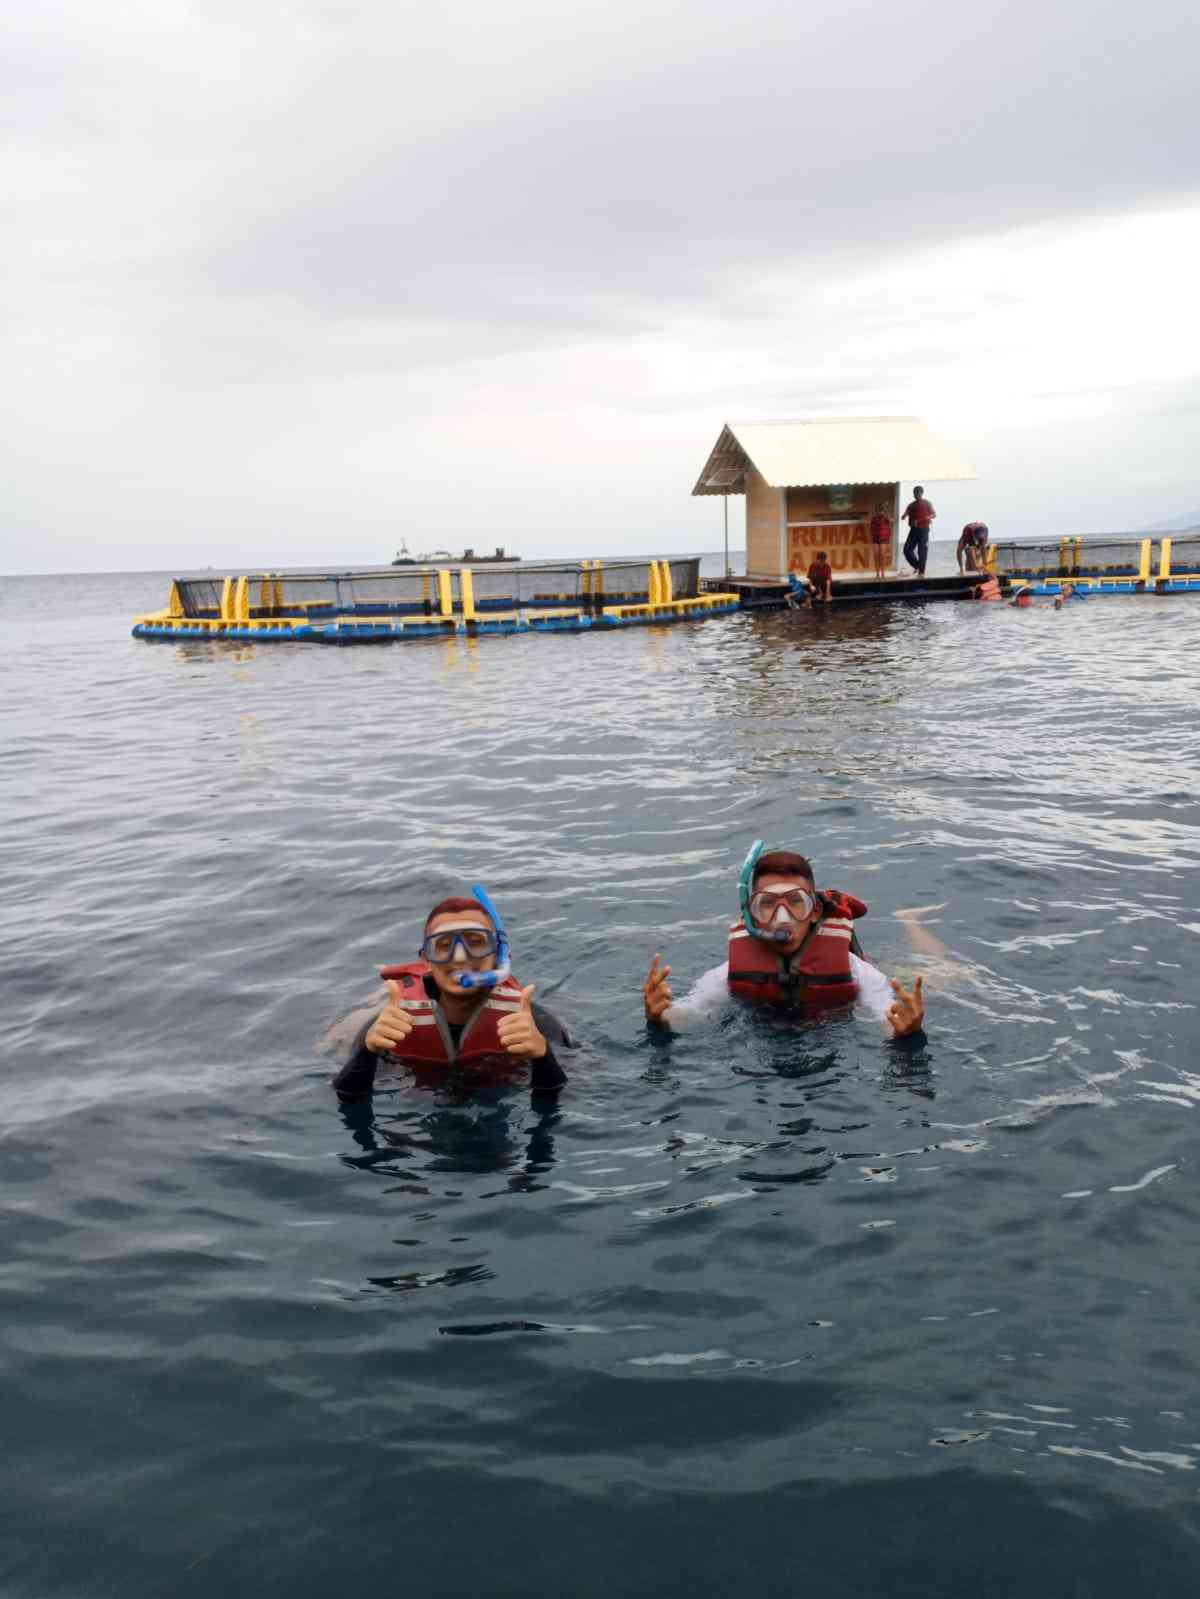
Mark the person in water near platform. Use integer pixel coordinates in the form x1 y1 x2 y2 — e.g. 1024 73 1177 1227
957 522 989 573
642 844 925 1039
901 487 936 576
869 502 892 580
807 551 834 604
333 887 575 1099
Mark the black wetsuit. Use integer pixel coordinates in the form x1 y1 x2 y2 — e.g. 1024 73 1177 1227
333 977 574 1099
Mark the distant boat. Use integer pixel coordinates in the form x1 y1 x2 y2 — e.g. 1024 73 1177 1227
391 541 521 566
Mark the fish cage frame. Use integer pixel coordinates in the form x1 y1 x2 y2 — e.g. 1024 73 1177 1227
133 559 742 644
984 535 1200 595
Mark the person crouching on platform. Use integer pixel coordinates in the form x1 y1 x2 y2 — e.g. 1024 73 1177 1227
808 551 834 604
642 844 925 1039
869 503 892 580
333 887 574 1098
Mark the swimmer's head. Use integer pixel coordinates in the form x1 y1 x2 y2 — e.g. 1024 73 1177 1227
421 896 497 998
749 851 821 952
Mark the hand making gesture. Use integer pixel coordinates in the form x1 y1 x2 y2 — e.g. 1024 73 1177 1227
497 984 548 1059
365 979 416 1054
887 975 925 1038
643 952 673 1023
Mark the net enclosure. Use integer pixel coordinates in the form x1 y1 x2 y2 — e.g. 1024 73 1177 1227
991 539 1146 578
172 559 702 619
1168 535 1200 574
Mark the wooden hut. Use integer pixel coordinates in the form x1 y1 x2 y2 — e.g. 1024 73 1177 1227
692 417 976 579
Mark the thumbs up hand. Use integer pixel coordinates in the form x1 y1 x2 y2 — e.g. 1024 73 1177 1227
365 979 417 1055
496 983 548 1059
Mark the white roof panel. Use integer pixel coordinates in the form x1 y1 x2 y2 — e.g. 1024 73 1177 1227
692 416 976 494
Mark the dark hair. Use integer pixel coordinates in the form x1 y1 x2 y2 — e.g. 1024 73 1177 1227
817 551 827 560
914 485 924 494
752 850 815 886
423 896 492 935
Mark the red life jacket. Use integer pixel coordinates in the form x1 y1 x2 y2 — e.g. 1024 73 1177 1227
377 961 527 1076
727 892 867 1010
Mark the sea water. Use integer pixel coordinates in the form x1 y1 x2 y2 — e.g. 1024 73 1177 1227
2 559 1199 1596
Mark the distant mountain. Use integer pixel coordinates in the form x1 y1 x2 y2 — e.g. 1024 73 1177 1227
1146 509 1200 532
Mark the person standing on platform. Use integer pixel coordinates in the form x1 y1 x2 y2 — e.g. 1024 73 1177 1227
869 502 893 580
901 486 936 575
807 551 834 604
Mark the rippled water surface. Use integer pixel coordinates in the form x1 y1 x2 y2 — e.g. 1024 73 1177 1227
3 562 1200 1596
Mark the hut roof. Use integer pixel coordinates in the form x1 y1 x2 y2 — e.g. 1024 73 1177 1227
692 416 976 495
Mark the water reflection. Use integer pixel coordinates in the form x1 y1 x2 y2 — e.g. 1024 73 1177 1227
339 1089 560 1192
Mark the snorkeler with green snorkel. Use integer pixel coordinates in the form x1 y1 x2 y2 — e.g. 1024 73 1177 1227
643 842 925 1038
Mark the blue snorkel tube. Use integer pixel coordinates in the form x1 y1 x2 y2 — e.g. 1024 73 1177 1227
455 883 512 990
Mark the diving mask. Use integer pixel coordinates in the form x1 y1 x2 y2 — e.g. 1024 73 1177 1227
420 924 498 964
748 886 816 927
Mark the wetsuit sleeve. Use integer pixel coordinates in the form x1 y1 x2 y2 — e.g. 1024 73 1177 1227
331 1014 381 1100
530 1002 574 1091
659 962 730 1030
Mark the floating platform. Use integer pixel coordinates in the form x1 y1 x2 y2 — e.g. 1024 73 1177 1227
133 559 740 645
133 534 1200 648
701 572 1006 608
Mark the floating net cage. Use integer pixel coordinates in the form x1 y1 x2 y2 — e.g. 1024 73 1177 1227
991 535 1200 581
171 558 701 621
990 540 1144 578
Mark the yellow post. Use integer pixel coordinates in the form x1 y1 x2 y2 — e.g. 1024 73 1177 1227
581 560 592 600
459 567 476 622
259 576 271 610
1158 538 1172 582
1138 538 1152 582
272 576 283 609
220 577 234 622
167 582 184 618
1058 537 1069 574
648 561 662 608
437 569 454 619
983 544 996 574
593 560 603 601
234 576 250 622
658 559 674 604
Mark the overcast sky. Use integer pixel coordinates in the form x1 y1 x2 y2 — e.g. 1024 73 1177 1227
4 0 1199 574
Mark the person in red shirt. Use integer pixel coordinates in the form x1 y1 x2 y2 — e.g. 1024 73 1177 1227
869 501 892 580
957 521 989 572
901 486 936 575
807 551 833 604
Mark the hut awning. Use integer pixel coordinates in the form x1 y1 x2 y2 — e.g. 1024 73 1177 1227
692 417 977 495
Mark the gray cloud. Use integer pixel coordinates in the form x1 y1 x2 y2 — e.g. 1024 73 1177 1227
3 0 1199 571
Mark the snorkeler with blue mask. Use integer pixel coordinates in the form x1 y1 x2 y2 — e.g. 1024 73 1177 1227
333 885 577 1098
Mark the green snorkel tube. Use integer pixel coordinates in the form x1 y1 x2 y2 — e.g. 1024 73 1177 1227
739 838 793 947
455 883 512 990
